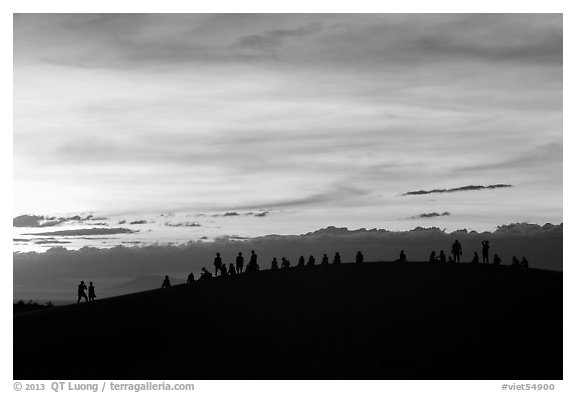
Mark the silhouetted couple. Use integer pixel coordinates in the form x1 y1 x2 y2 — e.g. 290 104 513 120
429 250 446 263
512 256 529 268
77 281 96 303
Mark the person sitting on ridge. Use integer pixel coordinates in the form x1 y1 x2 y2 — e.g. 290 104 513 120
493 254 502 266
271 258 279 271
356 251 364 263
77 280 88 303
520 257 529 268
321 254 329 265
471 252 479 264
448 257 454 264
439 250 446 263
398 250 407 263
200 267 213 280
333 252 342 265
429 251 437 263
307 255 316 267
236 252 244 274
297 256 306 267
88 281 96 302
511 256 520 267
187 272 195 284
161 275 171 289
228 263 236 276
281 257 291 269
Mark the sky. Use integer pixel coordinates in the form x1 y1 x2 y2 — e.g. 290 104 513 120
13 14 563 252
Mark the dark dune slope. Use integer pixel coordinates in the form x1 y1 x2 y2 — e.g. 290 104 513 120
14 262 562 380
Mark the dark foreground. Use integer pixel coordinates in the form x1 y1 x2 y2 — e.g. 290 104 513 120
14 262 562 379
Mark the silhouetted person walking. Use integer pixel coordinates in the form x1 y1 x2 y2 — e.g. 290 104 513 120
481 241 490 264
493 254 502 266
451 240 463 263
77 281 88 303
88 282 96 302
187 272 195 283
356 251 364 263
439 250 446 263
161 275 171 288
236 252 244 274
333 252 341 265
429 251 437 263
281 257 291 269
471 252 479 264
297 256 305 267
271 258 279 271
214 253 223 276
398 250 407 263
228 263 236 276
520 257 529 268
321 254 329 265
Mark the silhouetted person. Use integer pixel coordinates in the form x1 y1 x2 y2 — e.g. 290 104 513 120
271 258 279 271
200 267 213 280
451 240 463 263
448 256 454 264
214 253 223 276
429 251 437 263
88 282 96 302
161 275 171 289
220 264 228 277
321 254 329 265
228 263 236 276
281 257 290 269
511 256 520 267
297 256 305 267
333 252 341 265
520 257 529 268
493 254 502 266
77 281 88 303
356 251 364 263
187 272 195 283
481 240 490 264
307 255 316 267
246 251 260 273
236 252 244 274
439 250 446 263
471 251 479 264
398 250 407 263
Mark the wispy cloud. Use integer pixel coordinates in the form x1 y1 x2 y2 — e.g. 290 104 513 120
23 228 137 236
402 184 512 196
13 214 108 227
165 222 201 227
411 212 451 219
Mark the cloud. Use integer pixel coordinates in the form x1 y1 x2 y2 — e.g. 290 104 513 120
34 240 72 245
411 212 451 219
23 228 137 236
129 220 148 225
254 211 270 217
165 222 201 227
13 214 109 228
402 184 512 196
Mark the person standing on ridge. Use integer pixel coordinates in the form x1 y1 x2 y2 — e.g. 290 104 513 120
236 252 244 274
214 253 223 276
481 241 490 264
451 240 463 263
88 282 96 302
77 281 88 303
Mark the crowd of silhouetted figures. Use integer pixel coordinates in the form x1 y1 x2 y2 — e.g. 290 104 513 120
156 239 531 289
74 239 532 298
